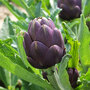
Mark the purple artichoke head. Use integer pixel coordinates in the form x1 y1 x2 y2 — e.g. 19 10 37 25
23 17 65 69
67 68 79 88
57 0 81 20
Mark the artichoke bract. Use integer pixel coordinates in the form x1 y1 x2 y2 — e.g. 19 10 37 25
57 0 81 20
23 17 65 69
67 68 79 88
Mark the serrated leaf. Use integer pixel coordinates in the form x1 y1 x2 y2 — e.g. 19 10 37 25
0 87 8 90
50 8 61 21
76 68 90 90
16 35 41 75
50 0 57 9
35 2 41 18
21 81 45 90
0 52 53 90
85 68 90 80
19 0 35 18
11 0 22 7
0 0 26 20
24 0 33 6
12 20 28 31
0 16 14 39
16 36 29 68
82 0 90 16
41 0 50 15
0 40 26 68
28 5 36 18
0 67 18 88
58 54 73 90
79 15 90 69
3 38 13 46
28 84 45 90
58 55 71 74
68 40 80 68
0 67 9 87
62 22 76 40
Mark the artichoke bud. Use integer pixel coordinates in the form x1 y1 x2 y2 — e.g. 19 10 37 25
42 71 48 81
23 17 65 69
67 68 79 88
57 0 81 20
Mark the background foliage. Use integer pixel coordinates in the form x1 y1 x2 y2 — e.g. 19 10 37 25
0 0 90 90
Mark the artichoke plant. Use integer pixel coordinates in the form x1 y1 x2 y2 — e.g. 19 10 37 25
57 0 81 20
67 68 79 88
23 17 65 69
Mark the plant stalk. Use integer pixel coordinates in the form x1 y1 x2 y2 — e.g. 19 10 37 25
45 66 62 90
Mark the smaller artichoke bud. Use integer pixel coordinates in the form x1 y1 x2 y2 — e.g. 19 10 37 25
42 71 48 81
57 0 81 20
67 68 79 88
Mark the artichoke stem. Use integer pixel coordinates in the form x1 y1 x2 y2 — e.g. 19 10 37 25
46 67 62 90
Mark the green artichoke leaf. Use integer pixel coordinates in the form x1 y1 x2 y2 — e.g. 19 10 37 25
0 40 26 68
0 67 18 89
0 52 53 90
16 35 42 76
68 40 80 68
0 87 8 90
35 2 41 18
82 0 90 16
0 0 26 20
79 14 90 72
0 67 9 87
0 16 14 39
41 0 50 15
58 54 73 90
75 68 90 90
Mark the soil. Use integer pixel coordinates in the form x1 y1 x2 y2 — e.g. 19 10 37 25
0 5 16 29
0 5 26 29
